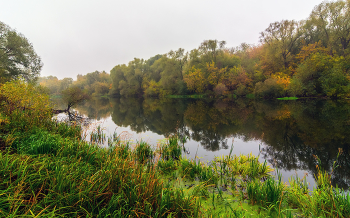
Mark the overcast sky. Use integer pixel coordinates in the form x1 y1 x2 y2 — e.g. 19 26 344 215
1 0 325 79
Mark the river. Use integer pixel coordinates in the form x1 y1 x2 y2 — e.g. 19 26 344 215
54 97 350 191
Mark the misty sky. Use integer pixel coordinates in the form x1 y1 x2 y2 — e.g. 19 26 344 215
1 0 325 79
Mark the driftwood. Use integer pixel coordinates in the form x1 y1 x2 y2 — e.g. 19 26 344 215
52 109 69 114
52 109 91 127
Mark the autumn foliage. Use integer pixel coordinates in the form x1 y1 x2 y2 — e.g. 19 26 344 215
0 80 52 130
35 1 350 99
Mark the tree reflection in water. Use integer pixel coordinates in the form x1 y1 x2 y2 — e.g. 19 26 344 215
73 97 350 190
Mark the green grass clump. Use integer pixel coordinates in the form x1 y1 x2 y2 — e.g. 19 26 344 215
212 153 273 180
11 129 64 155
277 96 299 100
246 175 285 209
134 140 154 164
114 141 131 159
286 165 350 217
157 136 183 175
160 135 182 160
180 158 206 180
157 158 178 175
52 120 82 139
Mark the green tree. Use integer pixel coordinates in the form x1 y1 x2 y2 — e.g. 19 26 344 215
307 0 350 56
110 64 127 96
291 47 350 98
254 78 284 98
158 49 187 95
94 81 110 95
61 86 90 111
0 21 42 83
72 71 111 96
199 40 226 63
59 77 73 92
260 20 301 72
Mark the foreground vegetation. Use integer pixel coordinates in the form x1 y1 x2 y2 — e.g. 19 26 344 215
0 80 349 217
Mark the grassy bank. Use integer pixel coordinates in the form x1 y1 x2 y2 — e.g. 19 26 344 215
166 94 206 99
277 97 299 100
1 80 349 217
2 129 349 217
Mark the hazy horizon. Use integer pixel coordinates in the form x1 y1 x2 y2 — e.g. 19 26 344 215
1 0 325 79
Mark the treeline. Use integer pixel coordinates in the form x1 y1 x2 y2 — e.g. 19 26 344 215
39 71 111 96
109 0 350 99
40 0 350 99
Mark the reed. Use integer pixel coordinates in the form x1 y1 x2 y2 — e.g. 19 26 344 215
2 82 350 217
134 140 154 164
90 125 106 144
179 157 206 180
157 158 178 175
246 175 285 209
160 135 182 161
212 153 273 180
286 164 350 217
0 138 199 217
3 122 350 217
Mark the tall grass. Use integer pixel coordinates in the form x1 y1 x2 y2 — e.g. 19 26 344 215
246 174 285 209
1 81 350 217
90 125 106 144
286 158 350 217
0 136 200 217
3 121 350 217
157 158 178 175
134 140 154 164
160 135 182 161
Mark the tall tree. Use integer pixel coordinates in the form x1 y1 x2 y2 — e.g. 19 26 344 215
61 86 90 111
110 64 127 96
260 20 302 71
307 0 350 56
0 21 42 83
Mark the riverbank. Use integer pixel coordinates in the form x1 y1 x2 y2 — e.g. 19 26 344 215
1 81 349 217
1 125 350 217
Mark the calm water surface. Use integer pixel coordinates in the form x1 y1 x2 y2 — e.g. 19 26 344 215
56 97 350 191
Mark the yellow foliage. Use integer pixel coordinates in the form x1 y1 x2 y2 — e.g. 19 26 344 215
297 41 329 63
271 73 291 90
206 61 227 86
0 80 53 127
0 112 9 125
144 80 161 97
184 67 207 93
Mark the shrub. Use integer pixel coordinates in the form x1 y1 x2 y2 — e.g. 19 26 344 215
0 80 52 131
254 78 284 98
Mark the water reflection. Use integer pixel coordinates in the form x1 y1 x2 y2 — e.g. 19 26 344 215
71 97 350 190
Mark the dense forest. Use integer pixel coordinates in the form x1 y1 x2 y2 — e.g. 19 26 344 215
39 0 350 99
39 71 111 96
